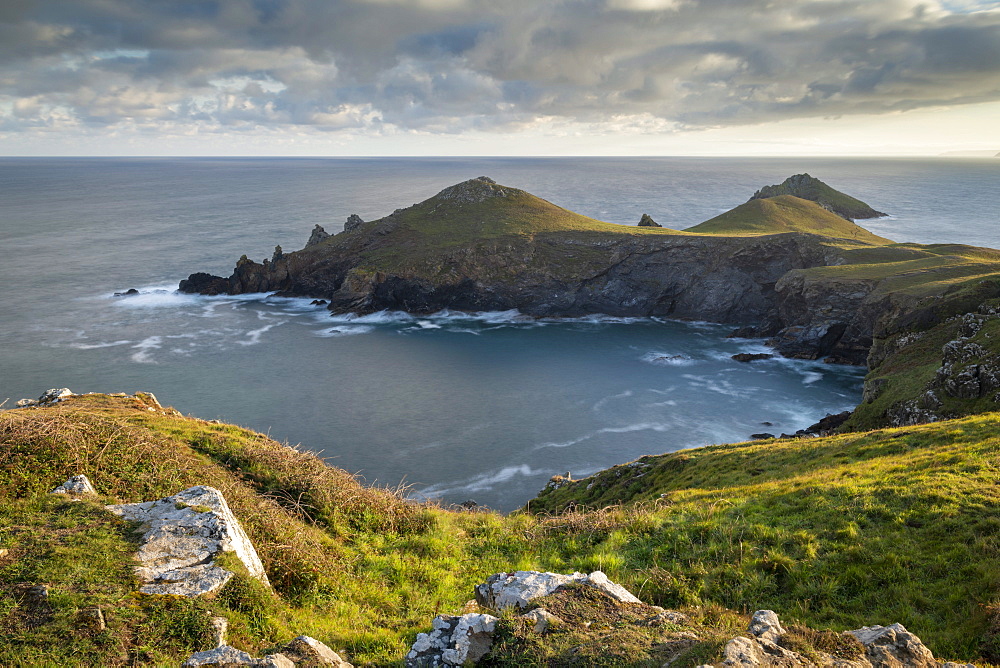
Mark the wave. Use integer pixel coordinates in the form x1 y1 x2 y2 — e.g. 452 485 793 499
641 351 696 366
67 339 132 350
130 336 163 364
313 325 375 337
416 464 546 498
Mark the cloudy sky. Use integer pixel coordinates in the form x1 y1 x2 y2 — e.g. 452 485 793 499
2 0 999 156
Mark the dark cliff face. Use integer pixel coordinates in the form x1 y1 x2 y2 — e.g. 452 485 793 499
182 228 843 326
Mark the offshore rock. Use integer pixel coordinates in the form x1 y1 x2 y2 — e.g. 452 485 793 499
475 570 641 610
405 613 498 667
638 213 661 227
178 272 230 296
106 485 269 597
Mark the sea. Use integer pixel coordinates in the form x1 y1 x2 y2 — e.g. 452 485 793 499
2 157 997 511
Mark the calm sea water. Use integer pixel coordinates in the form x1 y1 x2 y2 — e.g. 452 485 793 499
2 157 996 510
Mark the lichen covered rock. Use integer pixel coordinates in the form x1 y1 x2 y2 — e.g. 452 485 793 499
474 570 641 610
106 485 268 597
405 613 498 667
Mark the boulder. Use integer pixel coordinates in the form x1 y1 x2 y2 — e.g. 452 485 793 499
748 610 786 643
307 224 331 246
106 485 269 597
182 645 292 667
50 474 97 496
847 624 936 668
405 613 498 667
114 288 140 297
474 570 641 611
279 636 353 666
638 213 662 227
722 635 805 666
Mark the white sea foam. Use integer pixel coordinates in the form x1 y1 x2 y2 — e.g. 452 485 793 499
238 321 285 346
536 421 675 450
591 390 634 412
130 336 163 363
67 339 132 350
417 464 545 497
801 371 824 385
641 351 696 366
313 325 375 337
681 373 752 398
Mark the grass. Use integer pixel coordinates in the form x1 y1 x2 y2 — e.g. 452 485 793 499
530 412 1000 660
683 196 893 244
5 394 1000 664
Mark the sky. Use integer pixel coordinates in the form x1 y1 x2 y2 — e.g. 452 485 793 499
1 0 999 156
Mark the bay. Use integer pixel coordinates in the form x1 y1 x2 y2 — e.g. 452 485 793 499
1 157 996 509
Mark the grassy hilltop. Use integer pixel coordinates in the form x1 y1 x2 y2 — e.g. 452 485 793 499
4 394 1000 665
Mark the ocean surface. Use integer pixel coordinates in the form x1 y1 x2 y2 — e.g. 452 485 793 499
2 157 997 510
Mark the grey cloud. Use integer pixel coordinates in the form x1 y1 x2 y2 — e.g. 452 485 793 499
1 0 999 137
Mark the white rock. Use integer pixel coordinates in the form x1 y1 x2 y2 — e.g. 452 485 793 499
847 623 937 668
722 635 805 666
107 485 268 597
39 388 74 403
50 474 97 496
405 613 498 667
475 570 641 610
182 645 263 666
747 609 786 643
279 635 353 666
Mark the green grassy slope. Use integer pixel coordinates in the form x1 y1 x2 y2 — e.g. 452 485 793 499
530 413 1000 661
684 196 893 244
749 173 887 220
4 395 1000 664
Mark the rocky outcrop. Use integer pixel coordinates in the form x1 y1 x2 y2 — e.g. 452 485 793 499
182 632 351 667
182 646 293 667
106 485 269 597
15 387 73 408
50 474 96 496
279 636 353 666
405 613 498 667
475 570 641 610
343 215 364 233
717 610 953 668
638 213 661 227
847 624 937 667
307 224 331 246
